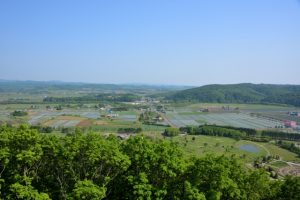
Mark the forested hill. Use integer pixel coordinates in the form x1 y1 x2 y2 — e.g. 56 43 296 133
166 83 300 106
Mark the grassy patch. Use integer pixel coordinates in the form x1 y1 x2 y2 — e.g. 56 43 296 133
269 161 289 168
260 143 300 163
169 135 266 162
168 135 300 165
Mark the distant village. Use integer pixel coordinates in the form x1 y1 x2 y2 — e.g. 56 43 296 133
285 112 300 130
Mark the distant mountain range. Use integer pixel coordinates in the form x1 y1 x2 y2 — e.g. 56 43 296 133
166 83 300 107
0 80 192 94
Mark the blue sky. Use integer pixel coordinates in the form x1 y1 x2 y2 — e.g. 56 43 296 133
1 0 300 86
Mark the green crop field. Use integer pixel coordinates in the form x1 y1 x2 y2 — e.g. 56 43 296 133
268 160 289 168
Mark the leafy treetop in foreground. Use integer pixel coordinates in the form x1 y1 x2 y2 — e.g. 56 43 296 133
0 125 300 199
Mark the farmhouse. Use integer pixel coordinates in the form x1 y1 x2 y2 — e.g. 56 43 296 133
284 120 297 128
288 112 300 117
107 113 119 118
152 116 163 122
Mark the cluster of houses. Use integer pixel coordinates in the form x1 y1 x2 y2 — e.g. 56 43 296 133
284 120 297 128
100 113 119 119
284 112 300 130
127 98 160 105
288 112 300 117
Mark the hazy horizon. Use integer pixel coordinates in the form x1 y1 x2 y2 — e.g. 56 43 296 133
1 0 300 85
2 79 300 88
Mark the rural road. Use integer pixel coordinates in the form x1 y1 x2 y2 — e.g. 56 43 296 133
286 161 300 167
162 114 178 127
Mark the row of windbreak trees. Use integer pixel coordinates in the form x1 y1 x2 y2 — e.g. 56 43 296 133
43 93 140 103
180 125 300 141
1 125 300 199
261 130 300 141
179 126 247 140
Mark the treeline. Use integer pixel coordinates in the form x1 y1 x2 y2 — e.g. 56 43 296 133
30 125 144 135
178 125 300 142
261 130 300 141
163 127 181 137
117 127 142 133
10 110 28 117
31 125 54 133
0 125 300 199
43 93 140 103
180 125 246 140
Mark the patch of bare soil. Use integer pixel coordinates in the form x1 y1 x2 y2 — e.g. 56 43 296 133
278 165 300 177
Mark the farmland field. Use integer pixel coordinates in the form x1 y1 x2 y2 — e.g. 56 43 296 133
1 90 300 179
27 109 101 126
165 103 300 129
166 112 283 129
1 102 300 133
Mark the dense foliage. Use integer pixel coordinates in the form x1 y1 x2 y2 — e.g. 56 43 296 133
11 110 28 117
163 127 180 137
181 125 246 140
181 125 300 142
262 130 300 141
1 125 300 199
138 111 163 125
117 127 142 134
167 83 300 106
